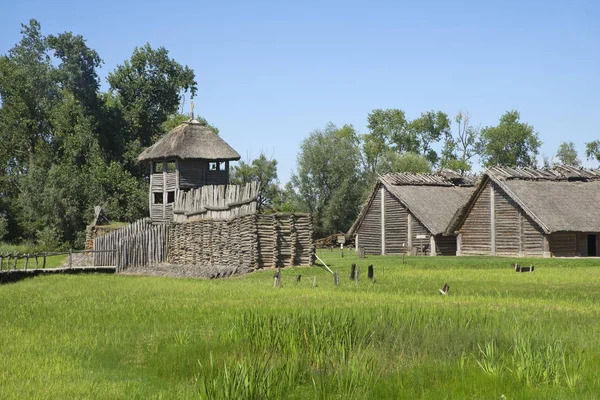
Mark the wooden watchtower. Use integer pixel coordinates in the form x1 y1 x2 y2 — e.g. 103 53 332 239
137 119 241 221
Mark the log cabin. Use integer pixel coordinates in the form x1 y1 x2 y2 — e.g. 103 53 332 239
446 166 600 257
137 119 241 222
347 172 474 256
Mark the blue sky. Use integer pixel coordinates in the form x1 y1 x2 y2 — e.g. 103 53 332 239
1 0 599 183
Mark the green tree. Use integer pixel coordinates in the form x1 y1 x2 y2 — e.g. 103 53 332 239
107 44 197 153
376 151 432 174
440 110 480 174
230 153 280 212
585 140 600 164
291 124 365 236
478 110 542 168
408 110 451 165
555 141 580 166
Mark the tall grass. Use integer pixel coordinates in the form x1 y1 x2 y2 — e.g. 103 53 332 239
1 251 599 398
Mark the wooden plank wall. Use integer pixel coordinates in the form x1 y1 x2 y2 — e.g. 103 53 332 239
548 232 578 257
434 235 456 256
384 189 408 254
179 159 205 188
494 186 520 256
357 188 382 255
522 214 545 256
460 183 492 255
411 217 430 255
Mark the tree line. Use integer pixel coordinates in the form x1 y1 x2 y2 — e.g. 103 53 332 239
2 20 600 246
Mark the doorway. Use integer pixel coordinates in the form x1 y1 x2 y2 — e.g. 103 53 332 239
588 234 597 256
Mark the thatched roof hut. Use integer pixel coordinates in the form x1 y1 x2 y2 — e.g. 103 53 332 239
138 120 241 162
348 172 474 256
138 119 241 221
448 165 600 257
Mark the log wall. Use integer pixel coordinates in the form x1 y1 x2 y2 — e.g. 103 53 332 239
548 232 578 257
356 188 382 255
384 189 408 254
459 183 492 255
494 185 520 256
411 217 430 255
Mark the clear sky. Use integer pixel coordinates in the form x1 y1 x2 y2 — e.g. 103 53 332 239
1 0 599 183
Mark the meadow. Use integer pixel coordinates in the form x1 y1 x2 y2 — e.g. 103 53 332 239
1 250 599 399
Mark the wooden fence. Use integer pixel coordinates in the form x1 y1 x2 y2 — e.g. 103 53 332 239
169 213 315 271
0 249 114 271
173 182 259 222
93 218 168 272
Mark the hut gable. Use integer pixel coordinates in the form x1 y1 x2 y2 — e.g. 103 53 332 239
450 166 600 235
348 172 474 256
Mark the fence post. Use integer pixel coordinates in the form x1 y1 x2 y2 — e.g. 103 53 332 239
13 252 18 270
24 254 29 271
43 253 47 269
69 249 73 269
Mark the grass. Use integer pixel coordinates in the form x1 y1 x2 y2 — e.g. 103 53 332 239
1 249 600 399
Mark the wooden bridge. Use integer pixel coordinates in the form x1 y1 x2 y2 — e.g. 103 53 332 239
0 249 116 284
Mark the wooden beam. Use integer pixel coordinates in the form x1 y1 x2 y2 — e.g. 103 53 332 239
543 235 551 258
407 213 412 253
149 163 154 219
456 233 462 256
355 233 359 253
381 187 385 255
490 182 496 255
430 235 437 256
518 209 524 257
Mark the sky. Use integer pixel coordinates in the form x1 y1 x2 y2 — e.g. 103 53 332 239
1 0 599 183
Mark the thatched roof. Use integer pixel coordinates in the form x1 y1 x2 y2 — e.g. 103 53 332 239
137 120 241 162
447 166 600 234
347 172 474 237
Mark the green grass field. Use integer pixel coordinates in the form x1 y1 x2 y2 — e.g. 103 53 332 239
1 250 599 399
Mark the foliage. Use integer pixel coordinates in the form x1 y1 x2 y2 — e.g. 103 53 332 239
585 140 600 164
107 43 197 150
555 142 580 166
290 124 365 236
231 153 280 212
408 110 451 165
1 253 599 398
0 20 197 247
440 110 480 174
376 151 432 175
478 110 542 168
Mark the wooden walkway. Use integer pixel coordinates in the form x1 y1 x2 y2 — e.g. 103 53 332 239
0 266 116 284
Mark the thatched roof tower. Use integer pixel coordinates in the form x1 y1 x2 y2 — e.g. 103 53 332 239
138 119 241 221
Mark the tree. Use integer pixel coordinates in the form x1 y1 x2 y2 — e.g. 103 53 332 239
291 124 365 236
230 153 280 212
555 141 580 166
585 140 600 164
107 44 197 172
408 110 451 165
376 151 432 174
478 110 541 168
440 110 480 174
363 109 414 174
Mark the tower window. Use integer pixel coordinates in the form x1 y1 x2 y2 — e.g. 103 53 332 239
154 192 163 204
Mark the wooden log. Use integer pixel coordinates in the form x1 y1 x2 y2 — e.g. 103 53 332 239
368 264 374 281
24 254 29 271
349 263 356 280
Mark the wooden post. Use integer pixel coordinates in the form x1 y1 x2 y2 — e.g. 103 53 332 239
490 182 496 255
368 265 374 281
6 254 10 271
43 253 47 269
0 255 3 271
35 254 39 269
69 249 73 269
349 263 356 280
407 214 413 252
456 233 462 256
13 253 18 270
355 234 359 253
356 265 360 284
381 187 386 255
429 236 437 257
333 271 339 286
313 275 317 287
24 254 29 271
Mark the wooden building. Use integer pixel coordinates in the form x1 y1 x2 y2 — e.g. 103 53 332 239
137 119 241 221
347 172 474 256
447 166 600 257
